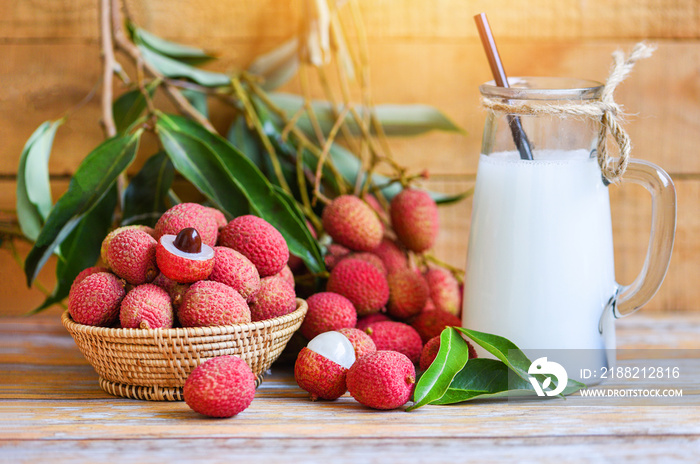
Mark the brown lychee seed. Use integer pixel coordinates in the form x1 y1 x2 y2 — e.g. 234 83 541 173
173 227 202 254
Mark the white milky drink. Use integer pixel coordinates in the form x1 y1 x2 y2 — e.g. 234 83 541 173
463 149 617 378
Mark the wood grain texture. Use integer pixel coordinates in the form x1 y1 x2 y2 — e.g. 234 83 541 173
0 313 699 463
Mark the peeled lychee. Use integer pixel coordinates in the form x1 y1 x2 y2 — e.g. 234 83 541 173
219 215 289 277
155 203 219 248
365 321 423 364
326 258 389 316
184 355 256 418
410 308 462 344
424 267 461 316
178 280 251 327
337 327 377 359
419 334 477 371
300 292 357 340
386 269 429 320
249 276 296 322
356 313 391 331
208 246 261 301
322 195 383 252
390 188 439 253
68 272 126 327
156 228 215 283
346 350 416 410
104 228 158 285
372 239 408 274
294 331 356 401
120 284 173 329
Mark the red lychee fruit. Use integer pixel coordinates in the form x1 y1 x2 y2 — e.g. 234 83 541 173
300 292 357 340
294 331 356 401
326 258 389 316
184 355 256 418
219 215 289 277
119 284 173 329
208 246 261 301
346 350 416 410
390 188 439 253
424 266 461 316
356 312 392 331
365 321 423 364
178 280 251 327
372 239 408 274
410 308 462 344
155 203 219 248
70 266 109 295
104 228 158 285
68 272 126 327
386 269 429 320
322 195 383 252
249 276 296 322
343 252 387 275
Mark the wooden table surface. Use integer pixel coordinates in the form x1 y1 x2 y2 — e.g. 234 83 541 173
1 310 700 463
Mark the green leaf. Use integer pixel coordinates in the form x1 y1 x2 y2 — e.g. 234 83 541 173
268 93 465 137
24 131 142 287
29 185 118 314
139 45 230 87
133 26 215 64
157 114 324 273
122 151 174 227
248 38 299 91
227 116 265 171
16 120 63 241
112 81 158 133
454 327 534 382
180 88 209 119
407 327 471 411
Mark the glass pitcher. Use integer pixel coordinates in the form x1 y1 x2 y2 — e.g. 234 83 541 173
462 77 676 380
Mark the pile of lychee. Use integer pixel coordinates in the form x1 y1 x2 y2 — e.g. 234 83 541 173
293 189 476 410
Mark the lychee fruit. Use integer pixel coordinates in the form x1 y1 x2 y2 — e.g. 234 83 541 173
324 243 350 270
294 331 356 401
120 284 173 329
152 273 189 308
372 239 408 274
365 321 423 364
424 266 461 316
386 269 429 320
156 228 215 283
337 327 377 359
204 206 227 230
178 280 251 327
100 225 155 265
70 266 109 294
68 272 126 327
322 195 383 252
104 228 158 285
183 355 256 418
219 215 289 277
346 350 416 410
356 312 391 331
208 246 261 301
249 276 296 322
344 252 387 275
275 264 295 289
155 202 219 248
419 334 477 371
410 308 462 344
390 188 439 253
326 258 389 316
300 292 357 340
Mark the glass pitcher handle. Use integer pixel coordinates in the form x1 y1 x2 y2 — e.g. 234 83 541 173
613 159 677 318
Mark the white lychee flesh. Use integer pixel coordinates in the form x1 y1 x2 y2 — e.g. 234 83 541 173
160 234 215 261
307 331 356 369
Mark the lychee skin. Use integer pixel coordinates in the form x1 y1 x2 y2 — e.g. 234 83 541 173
372 239 408 274
326 258 389 316
155 203 219 248
184 355 256 418
365 321 423 364
120 284 173 329
155 236 215 284
346 350 416 410
419 334 477 371
390 189 439 253
322 195 383 252
294 347 348 401
70 266 109 295
387 269 429 320
105 228 158 285
178 281 251 327
337 327 377 359
410 308 462 344
344 252 387 275
209 247 261 301
152 273 189 308
219 215 289 277
356 313 391 331
424 267 461 316
100 225 155 265
68 272 126 327
324 243 350 270
249 276 296 322
204 206 228 230
300 292 357 340
275 265 295 289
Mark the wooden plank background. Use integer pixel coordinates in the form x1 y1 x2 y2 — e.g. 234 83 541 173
0 0 698 314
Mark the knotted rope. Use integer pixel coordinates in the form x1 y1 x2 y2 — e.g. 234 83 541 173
480 42 656 183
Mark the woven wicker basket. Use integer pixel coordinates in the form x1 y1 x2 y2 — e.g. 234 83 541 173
62 298 307 401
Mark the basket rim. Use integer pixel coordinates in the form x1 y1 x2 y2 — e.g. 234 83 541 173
62 297 307 338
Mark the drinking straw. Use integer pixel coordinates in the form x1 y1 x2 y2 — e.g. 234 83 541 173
474 13 533 160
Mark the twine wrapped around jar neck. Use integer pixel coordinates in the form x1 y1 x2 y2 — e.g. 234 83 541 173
480 42 656 184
